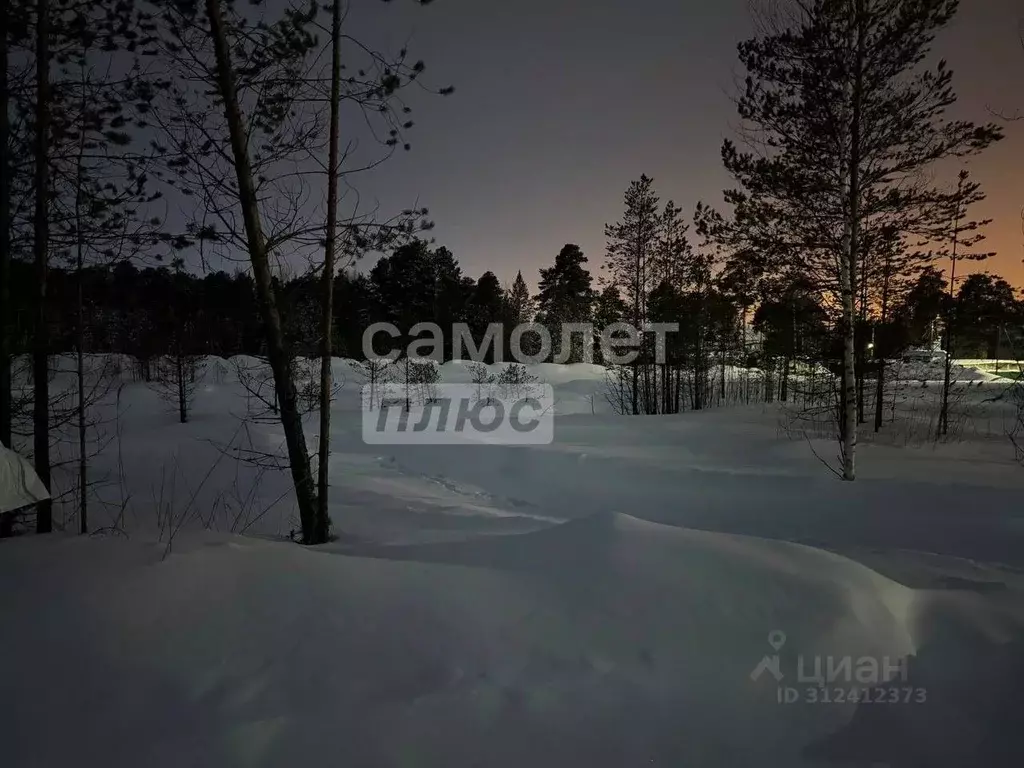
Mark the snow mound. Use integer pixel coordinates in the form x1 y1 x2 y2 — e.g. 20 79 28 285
0 443 49 514
896 359 1003 383
6 515 1022 766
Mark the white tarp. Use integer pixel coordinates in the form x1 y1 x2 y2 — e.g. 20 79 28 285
0 443 49 514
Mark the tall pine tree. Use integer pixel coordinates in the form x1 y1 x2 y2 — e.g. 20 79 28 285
723 0 1001 479
536 244 595 363
604 175 660 413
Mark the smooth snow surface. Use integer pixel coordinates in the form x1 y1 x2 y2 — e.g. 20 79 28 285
3 356 1024 766
893 358 1004 383
4 516 1024 767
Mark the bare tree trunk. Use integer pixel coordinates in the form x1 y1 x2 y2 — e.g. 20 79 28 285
739 308 749 405
630 363 639 415
873 243 892 433
75 81 88 533
838 198 858 480
938 295 955 438
856 342 866 424
315 0 343 544
856 238 869 425
76 286 87 532
938 175 965 440
0 12 11 448
176 352 186 423
34 0 53 531
939 320 954 438
646 358 655 415
659 362 666 414
205 0 319 542
403 355 411 411
720 345 726 403
837 0 864 482
694 322 704 411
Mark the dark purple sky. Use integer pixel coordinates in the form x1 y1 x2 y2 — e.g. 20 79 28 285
348 0 1023 291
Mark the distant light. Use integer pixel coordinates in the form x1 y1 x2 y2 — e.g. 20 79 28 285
867 343 875 349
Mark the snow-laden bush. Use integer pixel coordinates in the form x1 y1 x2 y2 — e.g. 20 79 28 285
354 358 394 411
388 358 441 408
148 354 205 424
407 359 441 403
294 358 346 414
496 363 542 401
467 362 497 404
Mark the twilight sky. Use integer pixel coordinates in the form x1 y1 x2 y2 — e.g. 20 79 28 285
343 0 1023 292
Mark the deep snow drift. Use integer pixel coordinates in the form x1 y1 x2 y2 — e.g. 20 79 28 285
3 355 1024 766
5 513 1024 767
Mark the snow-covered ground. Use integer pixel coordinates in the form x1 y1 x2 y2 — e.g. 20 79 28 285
3 355 1024 766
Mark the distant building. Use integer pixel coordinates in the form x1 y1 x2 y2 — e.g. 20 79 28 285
902 346 946 364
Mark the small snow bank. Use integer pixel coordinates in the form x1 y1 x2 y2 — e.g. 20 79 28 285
807 586 1024 766
4 515 1023 766
895 358 1004 384
528 362 610 384
0 443 49 514
436 359 609 384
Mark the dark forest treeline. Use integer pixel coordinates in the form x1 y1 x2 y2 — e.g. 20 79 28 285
7 237 1022 370
3 245 539 363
